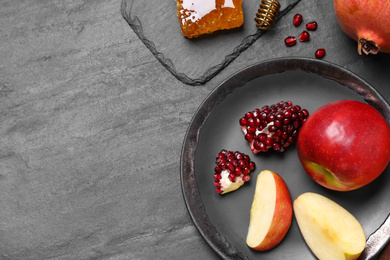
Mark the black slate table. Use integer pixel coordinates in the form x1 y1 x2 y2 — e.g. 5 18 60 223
1 0 389 259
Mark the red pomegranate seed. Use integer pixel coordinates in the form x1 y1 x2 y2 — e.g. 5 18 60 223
293 14 303 26
306 21 318 31
213 149 256 194
234 167 242 176
285 36 297 47
299 31 310 42
239 101 310 154
239 117 247 126
249 162 255 171
315 49 326 59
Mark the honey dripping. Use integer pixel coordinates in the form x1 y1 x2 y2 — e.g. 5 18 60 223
176 0 244 38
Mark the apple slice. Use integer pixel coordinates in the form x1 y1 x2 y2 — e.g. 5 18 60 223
294 192 366 260
246 170 292 251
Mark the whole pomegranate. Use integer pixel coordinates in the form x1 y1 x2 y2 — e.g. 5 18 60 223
333 0 390 55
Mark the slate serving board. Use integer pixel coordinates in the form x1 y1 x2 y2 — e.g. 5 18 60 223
121 0 302 85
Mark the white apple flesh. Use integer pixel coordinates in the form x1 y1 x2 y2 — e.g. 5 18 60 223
246 170 292 251
294 192 366 260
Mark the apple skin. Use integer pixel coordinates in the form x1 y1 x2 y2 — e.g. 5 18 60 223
297 100 390 191
246 170 292 251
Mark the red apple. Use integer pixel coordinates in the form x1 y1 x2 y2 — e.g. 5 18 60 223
297 100 390 191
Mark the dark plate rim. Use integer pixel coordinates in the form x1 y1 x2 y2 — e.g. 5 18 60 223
180 57 390 260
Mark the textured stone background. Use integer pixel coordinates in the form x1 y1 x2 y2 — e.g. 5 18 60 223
0 0 389 259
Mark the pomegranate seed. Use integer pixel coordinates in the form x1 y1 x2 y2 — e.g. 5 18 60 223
302 109 309 117
299 31 310 42
226 162 235 172
248 118 255 127
293 14 303 26
274 120 282 128
291 113 298 120
239 117 247 126
255 141 266 151
275 112 283 120
247 126 256 134
239 101 310 154
245 133 254 141
216 153 224 160
235 153 243 160
306 21 317 31
284 110 291 118
249 162 255 171
257 118 263 127
315 48 326 59
237 160 244 168
234 167 242 176
252 109 260 118
265 138 273 146
217 157 226 165
245 112 253 119
243 175 250 182
269 125 277 132
285 36 297 47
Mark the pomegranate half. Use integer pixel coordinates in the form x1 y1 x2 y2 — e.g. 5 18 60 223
333 0 390 55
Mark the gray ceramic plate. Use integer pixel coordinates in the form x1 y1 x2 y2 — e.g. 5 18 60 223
181 57 390 260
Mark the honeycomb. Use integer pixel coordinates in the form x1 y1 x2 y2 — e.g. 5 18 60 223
176 0 244 38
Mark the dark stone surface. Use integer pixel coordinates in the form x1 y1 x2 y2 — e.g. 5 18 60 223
0 0 389 259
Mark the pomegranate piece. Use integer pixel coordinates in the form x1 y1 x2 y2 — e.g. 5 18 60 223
293 14 303 26
285 36 297 47
299 31 310 42
306 21 318 31
214 149 255 194
315 48 326 59
239 101 309 154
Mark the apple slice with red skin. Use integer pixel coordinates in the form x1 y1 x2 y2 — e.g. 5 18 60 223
297 100 390 191
246 170 292 251
294 192 366 260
